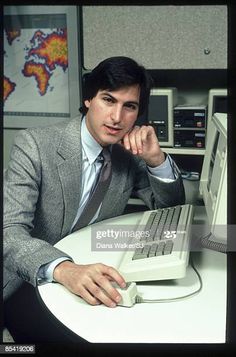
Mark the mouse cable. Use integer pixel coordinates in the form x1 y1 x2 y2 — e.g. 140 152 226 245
135 256 203 304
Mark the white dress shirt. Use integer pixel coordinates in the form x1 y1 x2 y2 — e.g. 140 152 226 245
37 118 178 284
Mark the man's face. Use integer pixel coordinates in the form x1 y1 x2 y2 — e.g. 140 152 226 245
84 85 140 146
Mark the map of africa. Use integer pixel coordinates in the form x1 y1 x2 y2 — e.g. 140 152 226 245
4 27 69 116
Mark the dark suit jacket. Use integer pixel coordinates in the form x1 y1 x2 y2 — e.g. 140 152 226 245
4 116 185 300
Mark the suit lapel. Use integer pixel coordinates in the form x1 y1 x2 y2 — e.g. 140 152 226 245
56 117 83 237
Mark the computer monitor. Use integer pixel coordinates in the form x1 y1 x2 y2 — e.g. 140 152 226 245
199 112 227 252
207 89 227 127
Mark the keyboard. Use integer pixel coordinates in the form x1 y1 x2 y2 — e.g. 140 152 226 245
118 204 194 282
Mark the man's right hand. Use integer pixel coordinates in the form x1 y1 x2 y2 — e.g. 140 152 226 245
53 261 126 307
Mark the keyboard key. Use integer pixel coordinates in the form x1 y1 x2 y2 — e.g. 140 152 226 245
133 247 146 260
163 240 174 255
149 243 158 257
155 241 165 256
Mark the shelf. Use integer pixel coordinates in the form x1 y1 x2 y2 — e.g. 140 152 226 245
162 147 205 155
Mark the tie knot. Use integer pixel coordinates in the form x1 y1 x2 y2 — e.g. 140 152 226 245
101 147 111 163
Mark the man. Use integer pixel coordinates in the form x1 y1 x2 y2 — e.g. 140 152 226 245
4 56 185 341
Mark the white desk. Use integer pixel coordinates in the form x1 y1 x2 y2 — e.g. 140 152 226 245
38 207 227 343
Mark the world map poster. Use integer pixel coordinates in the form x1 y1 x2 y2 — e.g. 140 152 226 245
4 14 70 117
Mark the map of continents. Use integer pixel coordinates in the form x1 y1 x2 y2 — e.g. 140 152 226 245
4 28 69 115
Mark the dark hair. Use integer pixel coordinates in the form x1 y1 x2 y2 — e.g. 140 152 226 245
79 56 153 116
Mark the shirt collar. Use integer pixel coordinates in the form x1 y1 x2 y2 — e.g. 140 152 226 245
81 117 113 165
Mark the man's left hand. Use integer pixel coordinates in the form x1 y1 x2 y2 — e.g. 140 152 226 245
121 125 165 167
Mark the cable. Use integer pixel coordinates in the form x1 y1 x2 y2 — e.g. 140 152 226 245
201 232 227 253
135 256 203 304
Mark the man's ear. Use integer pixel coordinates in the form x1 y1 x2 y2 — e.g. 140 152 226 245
84 99 90 108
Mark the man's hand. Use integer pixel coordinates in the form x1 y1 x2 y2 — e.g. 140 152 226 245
121 125 165 167
53 261 126 307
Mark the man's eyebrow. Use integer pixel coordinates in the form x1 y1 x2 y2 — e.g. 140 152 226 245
125 101 139 107
100 91 116 99
100 91 139 106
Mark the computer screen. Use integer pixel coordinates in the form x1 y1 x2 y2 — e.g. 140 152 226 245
207 89 227 129
199 113 227 252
